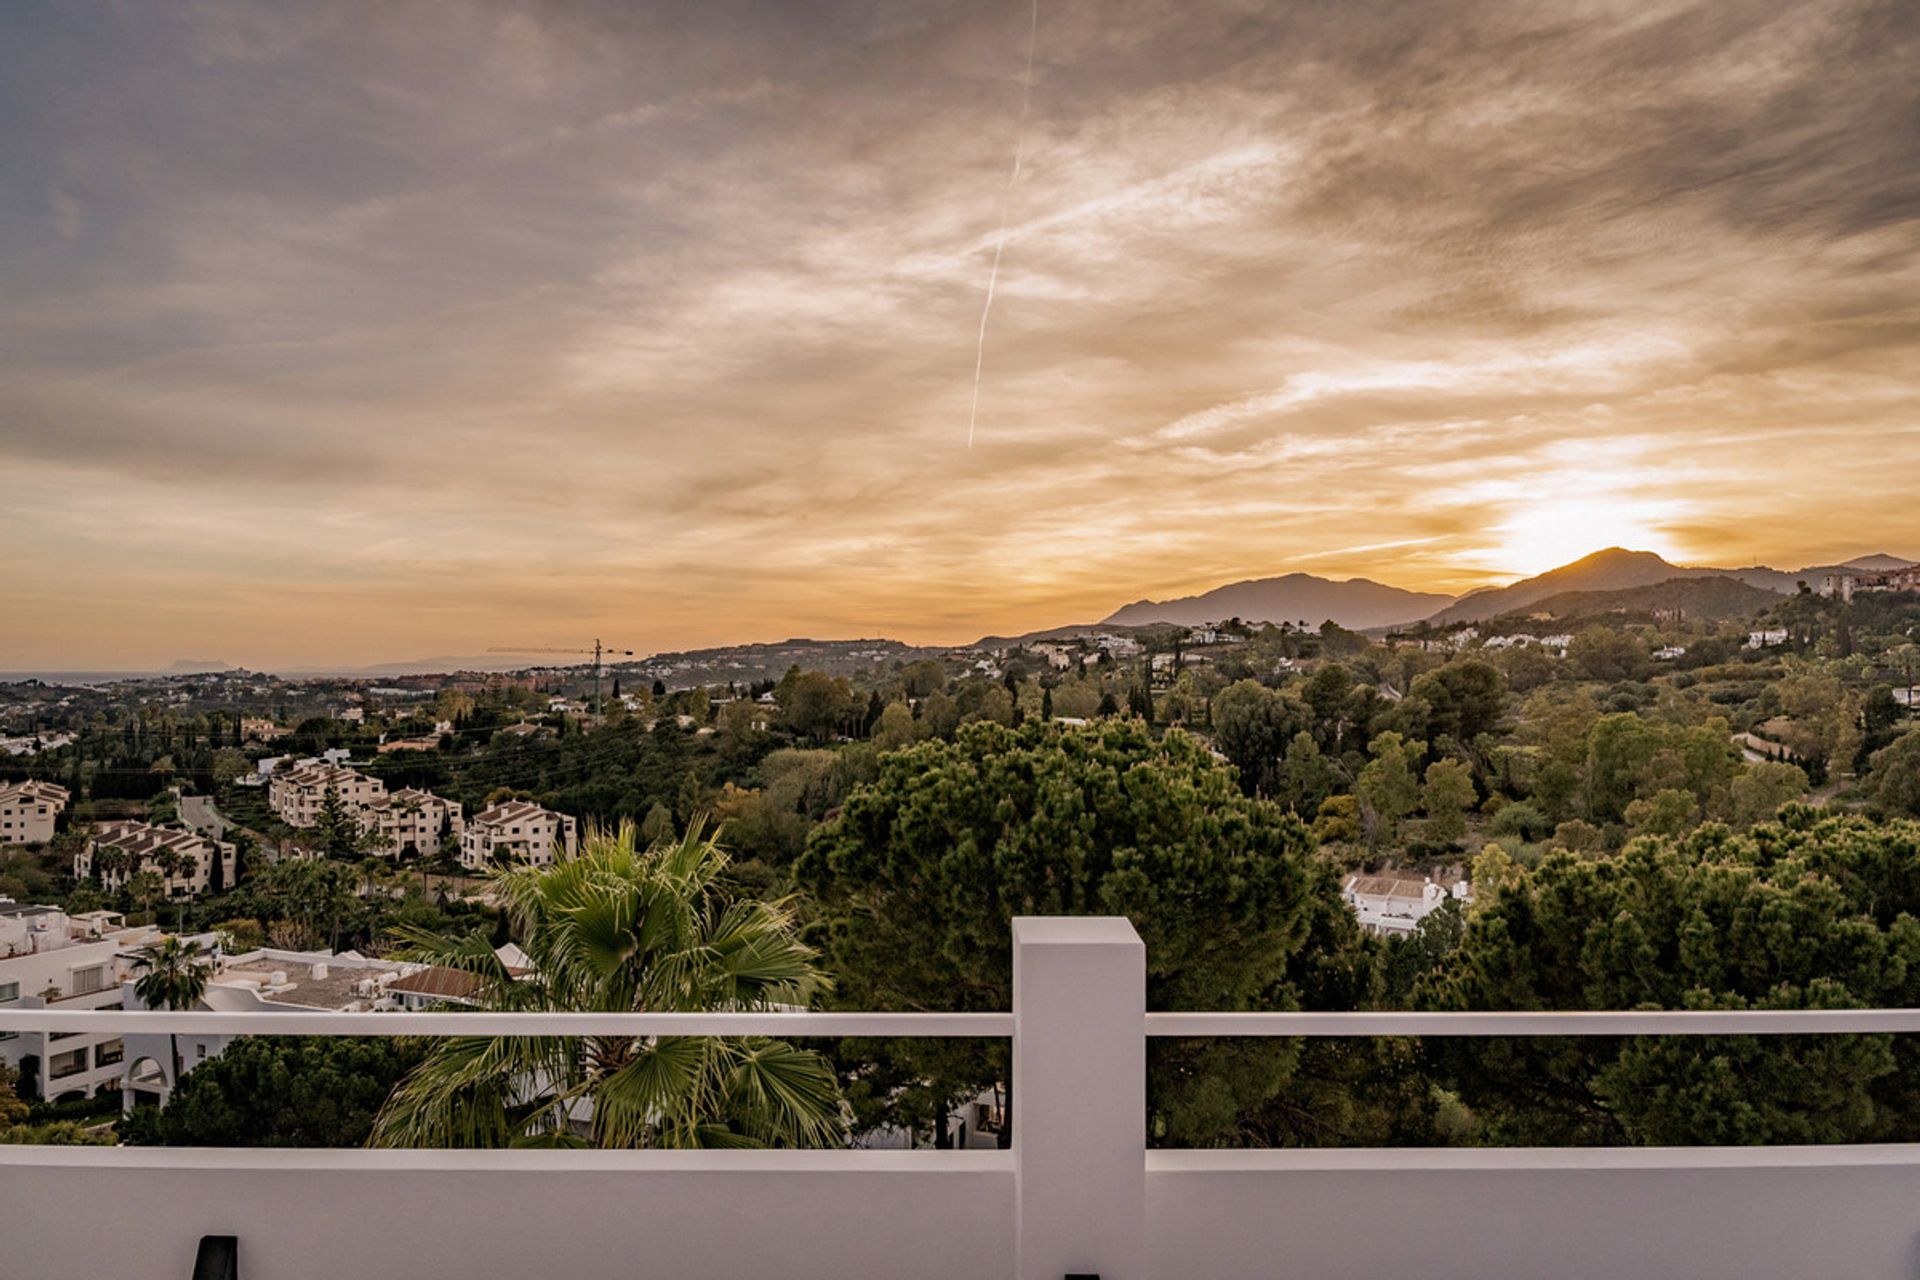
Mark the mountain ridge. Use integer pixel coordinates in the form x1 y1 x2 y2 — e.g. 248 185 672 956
1100 572 1455 632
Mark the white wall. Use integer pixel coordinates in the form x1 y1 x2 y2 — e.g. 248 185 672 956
1146 1146 1920 1280
0 1148 1014 1280
12 1144 1920 1279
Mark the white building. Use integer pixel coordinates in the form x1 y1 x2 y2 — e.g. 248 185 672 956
75 822 236 899
268 763 387 828
0 733 76 757
459 801 579 871
1340 874 1471 937
1031 643 1077 671
0 902 162 1101
1747 628 1790 650
120 948 426 1107
0 780 70 845
357 788 463 859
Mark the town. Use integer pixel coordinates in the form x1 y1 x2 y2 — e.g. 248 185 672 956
7 550 1920 1153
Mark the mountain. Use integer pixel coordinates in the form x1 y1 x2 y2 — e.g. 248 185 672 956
1843 553 1916 571
1493 575 1780 623
1423 549 1707 624
1421 547 1920 624
164 659 234 673
1101 573 1456 631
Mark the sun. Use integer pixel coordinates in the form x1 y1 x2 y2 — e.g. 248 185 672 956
1491 496 1684 578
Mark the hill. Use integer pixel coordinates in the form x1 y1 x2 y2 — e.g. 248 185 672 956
1491 575 1779 623
970 622 1176 650
1101 574 1455 631
1425 549 1713 624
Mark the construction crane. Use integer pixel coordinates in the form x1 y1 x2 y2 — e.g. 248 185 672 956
487 639 636 716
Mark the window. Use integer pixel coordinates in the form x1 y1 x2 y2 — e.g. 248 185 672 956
70 966 107 995
0 981 18 1003
95 1039 124 1068
49 1047 88 1079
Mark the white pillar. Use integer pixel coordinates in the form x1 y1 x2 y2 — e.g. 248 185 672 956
1013 916 1145 1280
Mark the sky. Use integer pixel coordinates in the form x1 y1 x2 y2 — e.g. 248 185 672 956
3 0 1918 669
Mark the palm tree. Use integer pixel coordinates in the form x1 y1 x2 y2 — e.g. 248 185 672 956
133 937 210 1094
125 869 163 922
371 822 842 1150
92 845 129 887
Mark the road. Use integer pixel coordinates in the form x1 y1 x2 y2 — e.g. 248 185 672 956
178 793 233 839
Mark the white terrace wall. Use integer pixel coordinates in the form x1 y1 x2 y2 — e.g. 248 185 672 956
12 918 1920 1280
1146 1145 1920 1280
0 1148 1014 1280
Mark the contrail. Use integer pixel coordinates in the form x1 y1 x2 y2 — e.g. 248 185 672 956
966 0 1040 451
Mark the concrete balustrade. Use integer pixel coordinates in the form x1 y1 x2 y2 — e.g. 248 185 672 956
7 916 1920 1280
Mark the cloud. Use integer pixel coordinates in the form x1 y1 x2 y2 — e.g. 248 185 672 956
1 0 1918 666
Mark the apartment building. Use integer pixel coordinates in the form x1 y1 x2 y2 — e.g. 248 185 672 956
357 788 463 859
459 800 578 870
267 762 386 828
0 779 70 845
75 822 236 899
0 902 160 1101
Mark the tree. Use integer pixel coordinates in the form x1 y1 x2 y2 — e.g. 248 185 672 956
125 869 163 921
313 780 371 859
870 702 920 752
639 801 675 844
1728 761 1809 830
1867 731 1920 819
1429 813 1920 1145
239 859 362 954
0 1062 27 1130
1212 681 1305 796
1419 758 1477 845
372 823 841 1149
210 748 250 786
133 937 211 1094
1624 787 1695 840
1355 732 1423 849
797 720 1323 1147
1568 627 1646 682
1277 731 1337 817
1311 793 1364 846
1409 660 1507 747
778 671 859 742
123 1037 425 1148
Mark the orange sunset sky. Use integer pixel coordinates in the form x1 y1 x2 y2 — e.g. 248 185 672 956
3 1 1918 669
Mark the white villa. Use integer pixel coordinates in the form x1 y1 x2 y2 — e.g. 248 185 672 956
1341 873 1471 937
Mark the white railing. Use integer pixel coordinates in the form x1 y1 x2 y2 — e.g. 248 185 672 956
1 1009 1013 1037
1145 1008 1920 1035
7 915 1920 1280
